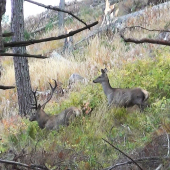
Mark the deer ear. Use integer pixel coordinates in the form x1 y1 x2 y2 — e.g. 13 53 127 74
101 69 105 73
37 104 41 110
104 68 108 73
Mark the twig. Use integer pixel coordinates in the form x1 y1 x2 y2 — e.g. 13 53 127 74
0 159 49 170
120 26 170 46
166 133 170 157
155 164 163 170
24 0 88 28
0 85 15 90
0 53 47 59
34 139 40 152
4 21 98 48
2 32 14 37
102 138 143 170
120 34 170 46
122 26 170 33
103 156 167 170
161 127 170 157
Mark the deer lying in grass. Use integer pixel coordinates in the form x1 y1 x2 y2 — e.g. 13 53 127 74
93 68 149 111
29 80 82 130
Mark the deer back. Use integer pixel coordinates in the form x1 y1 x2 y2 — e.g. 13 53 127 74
111 88 145 107
45 107 82 130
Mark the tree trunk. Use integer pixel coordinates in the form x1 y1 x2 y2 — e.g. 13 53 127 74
11 0 33 116
58 0 65 28
0 0 6 52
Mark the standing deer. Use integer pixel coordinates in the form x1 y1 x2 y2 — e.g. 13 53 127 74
29 80 82 130
93 68 149 111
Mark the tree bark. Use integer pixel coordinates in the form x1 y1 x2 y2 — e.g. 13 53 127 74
58 0 65 28
0 0 6 52
11 0 33 116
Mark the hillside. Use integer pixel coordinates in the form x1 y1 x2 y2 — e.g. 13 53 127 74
1 0 170 169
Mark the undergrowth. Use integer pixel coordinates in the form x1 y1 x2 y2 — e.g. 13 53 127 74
1 52 170 169
1 1 170 168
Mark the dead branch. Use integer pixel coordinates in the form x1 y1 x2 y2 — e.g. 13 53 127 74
74 2 170 49
24 0 88 28
102 138 143 170
0 159 49 170
4 21 98 48
161 127 170 157
122 26 170 33
0 53 47 59
2 32 14 37
166 133 170 157
103 157 168 170
0 85 15 90
120 28 170 46
155 164 163 170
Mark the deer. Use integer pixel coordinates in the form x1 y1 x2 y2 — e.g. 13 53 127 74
29 80 82 130
93 68 149 111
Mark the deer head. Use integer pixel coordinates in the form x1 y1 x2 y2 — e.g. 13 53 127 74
29 80 57 125
93 68 108 83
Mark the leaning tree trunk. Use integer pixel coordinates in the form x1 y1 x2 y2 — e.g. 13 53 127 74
11 0 33 116
0 0 6 52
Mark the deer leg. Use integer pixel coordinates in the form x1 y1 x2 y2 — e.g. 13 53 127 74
140 105 144 112
139 101 149 112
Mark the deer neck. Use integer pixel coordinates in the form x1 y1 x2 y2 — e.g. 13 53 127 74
37 111 50 129
101 80 114 97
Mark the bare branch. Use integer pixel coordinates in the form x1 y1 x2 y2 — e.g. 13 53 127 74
2 32 14 37
0 85 15 90
0 53 47 59
24 0 88 28
161 127 170 157
155 164 163 170
103 157 167 170
120 26 170 46
155 164 162 170
102 138 143 170
0 159 49 170
122 26 170 33
4 21 98 48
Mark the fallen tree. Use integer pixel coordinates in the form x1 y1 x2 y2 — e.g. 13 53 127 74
74 1 170 48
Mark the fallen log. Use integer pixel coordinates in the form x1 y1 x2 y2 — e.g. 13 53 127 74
74 1 170 48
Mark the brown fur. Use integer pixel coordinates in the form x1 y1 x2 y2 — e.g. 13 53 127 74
29 106 82 130
30 80 82 130
93 68 149 111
